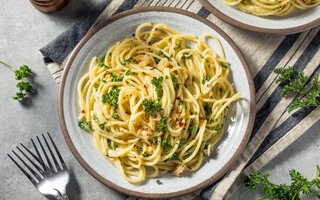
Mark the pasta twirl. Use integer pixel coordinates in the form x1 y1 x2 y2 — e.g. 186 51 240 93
223 0 320 16
77 23 240 184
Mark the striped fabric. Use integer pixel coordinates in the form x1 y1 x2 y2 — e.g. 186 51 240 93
41 0 320 199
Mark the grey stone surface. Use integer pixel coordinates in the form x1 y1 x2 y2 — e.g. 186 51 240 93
0 0 319 200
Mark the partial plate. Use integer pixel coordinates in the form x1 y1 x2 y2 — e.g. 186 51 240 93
199 0 320 34
58 7 255 199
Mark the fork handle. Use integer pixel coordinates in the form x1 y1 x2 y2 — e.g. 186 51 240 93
56 194 69 200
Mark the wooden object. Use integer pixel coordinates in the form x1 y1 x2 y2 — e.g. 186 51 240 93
29 0 68 13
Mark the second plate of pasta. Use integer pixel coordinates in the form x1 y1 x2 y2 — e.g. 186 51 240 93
199 0 320 34
58 7 255 199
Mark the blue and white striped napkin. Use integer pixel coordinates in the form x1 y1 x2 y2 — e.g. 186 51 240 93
40 0 320 199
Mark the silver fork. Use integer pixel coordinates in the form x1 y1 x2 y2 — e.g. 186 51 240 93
8 133 70 200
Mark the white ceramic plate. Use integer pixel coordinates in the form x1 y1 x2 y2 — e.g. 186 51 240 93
200 0 320 34
58 7 255 199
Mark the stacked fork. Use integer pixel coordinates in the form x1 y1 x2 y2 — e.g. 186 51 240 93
8 133 70 200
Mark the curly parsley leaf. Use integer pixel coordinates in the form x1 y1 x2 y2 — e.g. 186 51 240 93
202 75 210 85
274 67 293 84
281 72 307 96
0 60 34 101
79 118 90 129
151 76 164 98
15 65 32 80
102 88 120 107
245 165 320 200
288 75 320 113
111 76 124 82
97 54 109 68
121 57 133 66
273 67 320 113
158 116 168 133
142 99 162 116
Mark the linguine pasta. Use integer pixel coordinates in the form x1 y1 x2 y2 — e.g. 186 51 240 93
223 0 320 16
77 23 240 184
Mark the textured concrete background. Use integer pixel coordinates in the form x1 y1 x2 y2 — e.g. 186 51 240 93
0 0 319 199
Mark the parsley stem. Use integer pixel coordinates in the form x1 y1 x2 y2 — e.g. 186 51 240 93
0 60 16 72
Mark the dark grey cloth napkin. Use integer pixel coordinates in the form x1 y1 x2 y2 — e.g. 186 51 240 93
40 0 140 65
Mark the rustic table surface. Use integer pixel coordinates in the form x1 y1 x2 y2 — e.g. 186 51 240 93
0 0 319 199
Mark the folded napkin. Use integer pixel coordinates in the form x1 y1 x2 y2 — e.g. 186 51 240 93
40 0 320 199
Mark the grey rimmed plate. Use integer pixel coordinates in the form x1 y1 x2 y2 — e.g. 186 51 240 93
200 0 320 34
58 7 255 199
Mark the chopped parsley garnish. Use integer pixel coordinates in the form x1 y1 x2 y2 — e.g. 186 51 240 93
188 123 198 136
136 146 143 152
125 69 131 75
182 53 192 59
97 54 109 68
112 113 120 120
99 122 106 130
179 139 186 147
172 76 180 91
154 57 161 64
151 76 164 98
100 78 107 83
214 124 222 132
202 75 210 84
158 116 168 133
141 152 150 157
93 83 99 89
121 57 133 66
174 41 182 50
107 139 112 148
102 88 120 107
79 118 89 129
169 153 178 160
158 50 172 60
156 179 162 185
204 104 212 115
111 76 124 82
142 99 162 116
161 139 171 149
219 61 229 68
151 138 158 145
178 100 184 105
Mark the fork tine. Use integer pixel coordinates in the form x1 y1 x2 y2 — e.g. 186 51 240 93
42 133 60 171
47 132 67 169
32 138 47 171
17 146 44 175
11 150 42 182
21 143 41 163
37 136 54 172
8 154 38 185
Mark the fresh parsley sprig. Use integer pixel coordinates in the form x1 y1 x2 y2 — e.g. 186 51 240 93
245 165 320 200
273 67 320 112
288 74 320 112
0 60 34 100
281 72 307 96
